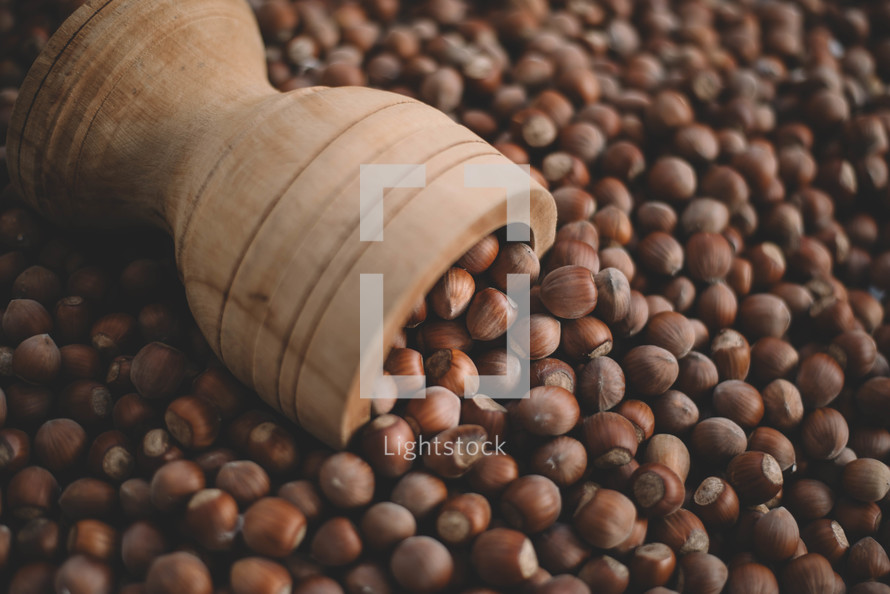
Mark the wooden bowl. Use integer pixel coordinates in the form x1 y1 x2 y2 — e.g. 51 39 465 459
6 0 556 447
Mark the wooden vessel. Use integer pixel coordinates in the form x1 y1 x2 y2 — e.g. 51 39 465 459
6 0 556 447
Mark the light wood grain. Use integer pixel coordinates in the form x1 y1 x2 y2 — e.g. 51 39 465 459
6 0 557 448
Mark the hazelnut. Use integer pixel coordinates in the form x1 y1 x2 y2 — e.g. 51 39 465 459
576 356 624 413
428 267 475 320
615 399 655 443
643 434 691 482
191 367 246 421
652 390 699 434
242 497 307 558
690 417 747 466
150 460 205 512
833 498 882 540
121 521 166 577
145 552 212 594
361 502 416 551
509 314 561 360
573 487 636 549
559 316 613 360
583 412 638 468
9 562 57 594
59 478 117 521
404 386 461 436
215 460 270 506
785 479 835 521
797 353 844 408
343 562 392 594
84 430 133 482
753 507 800 561
311 516 362 567
422 424 489 478
164 396 221 450
33 418 87 473
515 385 580 436
7 466 59 520
630 463 684 517
646 311 696 359
711 328 751 381
67 519 117 561
761 379 804 431
501 475 561 534
535 522 592 574
384 348 425 394
425 349 479 397
846 537 890 582
539 265 598 319
466 287 518 341
17 517 60 560
801 519 849 564
113 393 158 434
185 489 239 551
391 472 448 518
556 220 600 249
629 542 676 590
90 313 137 359
650 508 710 554
726 451 783 504
577 556 629 594
360 414 416 478
675 553 728 594
638 202 679 236
530 437 587 488
738 294 792 339
13 333 60 384
471 528 539 586
712 380 764 429
673 352 719 401
686 233 733 282
230 557 292 594
648 156 697 202
801 407 849 460
488 242 541 292
467 454 519 497
593 206 633 246
278 480 324 524
54 555 112 594
697 282 738 333
544 240 600 276
475 349 522 396
750 337 799 383
748 427 796 472
637 231 685 276
531 358 576 392
680 197 728 235
390 536 454 593
458 235 499 274
692 477 740 529
245 421 299 475
59 380 113 429
841 458 890 502
318 452 375 509
130 342 187 400
2 299 52 344
622 345 679 397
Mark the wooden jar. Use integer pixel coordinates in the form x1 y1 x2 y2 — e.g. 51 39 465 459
6 0 556 447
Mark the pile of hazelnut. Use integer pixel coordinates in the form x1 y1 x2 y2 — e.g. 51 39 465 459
5 0 890 592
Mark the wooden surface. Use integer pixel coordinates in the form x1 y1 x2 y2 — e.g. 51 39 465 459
6 0 557 448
